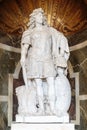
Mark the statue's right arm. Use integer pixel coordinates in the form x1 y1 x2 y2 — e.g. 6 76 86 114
20 30 31 67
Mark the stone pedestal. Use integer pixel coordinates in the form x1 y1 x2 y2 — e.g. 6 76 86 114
11 116 75 130
16 115 69 123
11 122 75 130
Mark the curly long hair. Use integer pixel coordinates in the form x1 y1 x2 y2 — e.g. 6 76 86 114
27 8 48 30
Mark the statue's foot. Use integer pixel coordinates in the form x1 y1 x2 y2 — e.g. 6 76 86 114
56 111 68 117
36 109 45 116
51 109 56 115
48 108 56 116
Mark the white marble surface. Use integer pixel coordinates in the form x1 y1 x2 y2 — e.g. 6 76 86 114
11 122 75 130
16 8 71 118
16 115 69 123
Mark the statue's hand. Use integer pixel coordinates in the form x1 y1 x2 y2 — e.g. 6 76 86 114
20 57 25 67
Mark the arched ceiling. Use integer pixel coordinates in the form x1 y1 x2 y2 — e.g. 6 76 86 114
0 0 87 37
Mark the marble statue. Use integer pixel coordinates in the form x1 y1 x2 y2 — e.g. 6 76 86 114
16 8 71 119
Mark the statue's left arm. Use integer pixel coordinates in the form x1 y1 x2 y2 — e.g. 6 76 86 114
59 33 70 61
50 27 70 72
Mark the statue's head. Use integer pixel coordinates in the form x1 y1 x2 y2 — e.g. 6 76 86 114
27 8 48 29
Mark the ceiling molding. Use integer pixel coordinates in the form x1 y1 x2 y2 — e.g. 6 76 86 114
0 0 87 37
0 42 20 53
70 40 87 51
0 40 87 53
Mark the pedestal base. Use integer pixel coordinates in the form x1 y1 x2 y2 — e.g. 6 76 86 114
13 115 75 130
16 115 69 123
11 122 75 130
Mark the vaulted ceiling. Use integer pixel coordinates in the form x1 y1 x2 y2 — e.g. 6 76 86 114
0 0 87 41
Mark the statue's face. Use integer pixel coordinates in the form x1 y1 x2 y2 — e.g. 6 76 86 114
35 12 43 24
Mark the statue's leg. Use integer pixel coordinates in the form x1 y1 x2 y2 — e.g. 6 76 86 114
46 77 55 114
35 78 44 114
27 79 32 87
